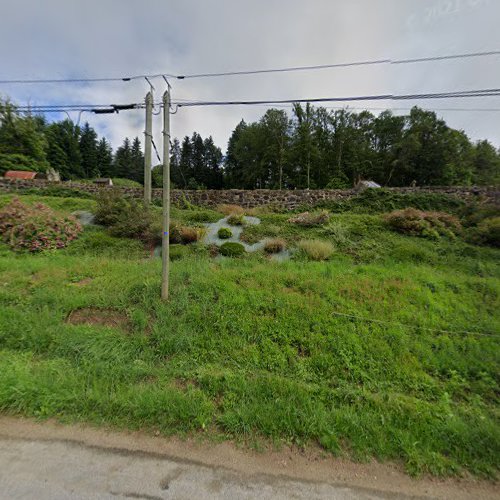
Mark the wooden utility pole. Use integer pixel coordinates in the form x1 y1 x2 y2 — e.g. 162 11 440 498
161 89 171 300
144 91 153 204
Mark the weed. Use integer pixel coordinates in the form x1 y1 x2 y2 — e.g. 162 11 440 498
227 213 245 226
218 204 245 216
296 239 335 260
264 238 286 254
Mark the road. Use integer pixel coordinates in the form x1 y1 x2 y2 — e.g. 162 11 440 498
0 417 496 499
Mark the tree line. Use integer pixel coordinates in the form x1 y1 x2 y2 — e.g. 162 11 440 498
1 97 499 187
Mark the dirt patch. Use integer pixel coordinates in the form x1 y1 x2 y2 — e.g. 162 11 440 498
0 416 497 500
66 307 130 331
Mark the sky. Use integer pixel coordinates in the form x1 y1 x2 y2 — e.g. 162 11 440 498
0 0 499 155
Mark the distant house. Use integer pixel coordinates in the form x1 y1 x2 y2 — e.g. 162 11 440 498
3 170 38 180
94 178 113 187
355 180 381 190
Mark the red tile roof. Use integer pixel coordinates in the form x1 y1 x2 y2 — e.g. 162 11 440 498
3 170 37 180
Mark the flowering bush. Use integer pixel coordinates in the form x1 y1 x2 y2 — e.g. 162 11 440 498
384 208 461 239
0 198 82 252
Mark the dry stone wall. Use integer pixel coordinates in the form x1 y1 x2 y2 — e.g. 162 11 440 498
0 178 498 209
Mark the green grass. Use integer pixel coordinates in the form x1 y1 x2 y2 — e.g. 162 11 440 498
0 193 499 478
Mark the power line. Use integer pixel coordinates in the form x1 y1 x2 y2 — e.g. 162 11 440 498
177 50 500 79
0 50 498 85
177 88 500 107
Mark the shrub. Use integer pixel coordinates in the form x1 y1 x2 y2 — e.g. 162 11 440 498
288 210 330 226
0 198 82 252
94 189 153 241
218 204 245 216
219 242 246 257
227 213 245 226
218 227 232 239
179 226 201 244
472 217 500 247
264 238 286 254
184 209 221 223
169 221 202 245
297 239 335 261
384 208 461 239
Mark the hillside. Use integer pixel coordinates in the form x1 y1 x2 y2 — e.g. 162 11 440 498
0 191 498 478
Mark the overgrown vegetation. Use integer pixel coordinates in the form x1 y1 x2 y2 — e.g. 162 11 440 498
297 239 335 260
0 192 499 479
385 208 462 239
0 198 82 252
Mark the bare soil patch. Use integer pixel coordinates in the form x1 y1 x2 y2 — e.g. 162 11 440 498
66 307 130 331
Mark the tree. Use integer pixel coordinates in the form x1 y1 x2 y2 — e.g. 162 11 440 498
79 122 99 178
0 100 49 170
113 138 132 179
46 120 83 179
130 137 144 184
96 138 113 177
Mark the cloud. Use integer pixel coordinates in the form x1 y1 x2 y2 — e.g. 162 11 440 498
1 0 499 154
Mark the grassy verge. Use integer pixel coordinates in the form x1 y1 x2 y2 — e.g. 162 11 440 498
0 193 498 478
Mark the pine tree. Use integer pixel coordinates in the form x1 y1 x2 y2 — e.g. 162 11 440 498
46 120 83 179
79 122 99 178
113 138 132 179
96 138 113 177
130 137 144 184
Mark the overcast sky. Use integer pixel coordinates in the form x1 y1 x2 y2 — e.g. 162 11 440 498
1 0 499 155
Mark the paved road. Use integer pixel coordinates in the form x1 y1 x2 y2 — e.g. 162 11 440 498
0 437 387 500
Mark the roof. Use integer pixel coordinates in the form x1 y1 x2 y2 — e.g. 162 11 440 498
357 180 381 188
3 170 37 180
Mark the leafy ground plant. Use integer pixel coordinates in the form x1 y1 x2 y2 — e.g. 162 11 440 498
0 197 82 252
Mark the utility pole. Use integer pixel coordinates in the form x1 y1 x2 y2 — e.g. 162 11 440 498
161 88 171 300
144 91 153 204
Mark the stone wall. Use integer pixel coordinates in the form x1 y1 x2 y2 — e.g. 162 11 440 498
0 178 498 209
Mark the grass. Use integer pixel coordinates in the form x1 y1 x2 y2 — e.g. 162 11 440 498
0 193 499 478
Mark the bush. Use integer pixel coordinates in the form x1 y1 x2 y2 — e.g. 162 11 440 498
227 213 245 226
0 198 82 252
472 217 500 247
169 221 202 245
219 242 246 257
384 208 461 239
94 189 153 241
297 239 335 261
264 238 286 254
184 209 221 223
288 210 330 226
218 227 232 239
218 204 245 216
